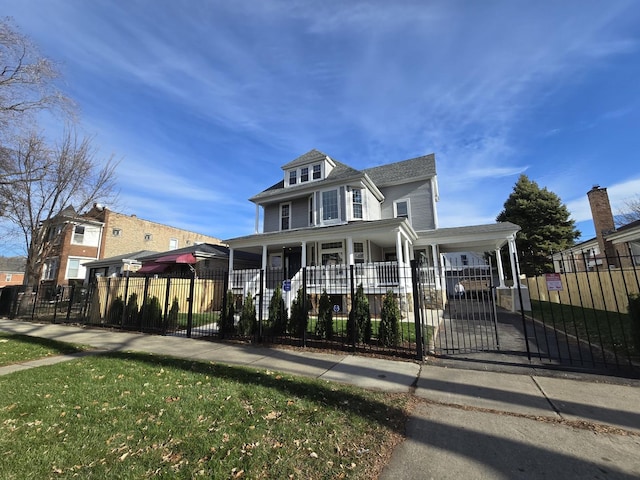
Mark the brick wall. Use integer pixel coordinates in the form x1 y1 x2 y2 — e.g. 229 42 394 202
100 210 223 258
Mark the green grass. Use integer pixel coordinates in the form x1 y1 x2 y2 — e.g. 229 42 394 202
176 312 220 329
527 300 639 357
0 352 409 479
0 333 88 367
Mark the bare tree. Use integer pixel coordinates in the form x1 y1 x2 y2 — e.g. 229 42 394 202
616 195 640 226
0 129 118 286
0 17 73 131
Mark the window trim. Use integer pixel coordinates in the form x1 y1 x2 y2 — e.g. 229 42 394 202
288 170 297 186
72 225 85 244
312 164 322 180
66 258 81 279
321 188 340 225
280 202 291 231
393 198 411 223
300 166 309 182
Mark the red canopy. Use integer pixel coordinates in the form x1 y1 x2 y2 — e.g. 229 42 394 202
155 253 197 264
137 263 168 274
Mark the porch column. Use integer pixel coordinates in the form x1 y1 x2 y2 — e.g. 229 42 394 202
254 204 260 234
228 247 234 288
403 238 411 265
396 231 406 289
301 241 307 267
261 245 268 270
507 234 519 286
495 247 506 288
431 244 441 290
346 237 354 265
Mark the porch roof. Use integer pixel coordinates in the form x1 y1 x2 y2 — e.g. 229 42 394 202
225 218 417 251
414 222 520 252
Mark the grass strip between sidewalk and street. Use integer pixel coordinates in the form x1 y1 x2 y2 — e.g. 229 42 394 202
0 350 410 479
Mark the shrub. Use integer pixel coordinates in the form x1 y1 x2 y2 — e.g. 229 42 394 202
348 284 371 344
316 289 333 340
219 290 236 337
237 294 257 336
268 284 287 335
288 287 309 338
107 296 124 325
141 296 163 330
379 290 400 347
166 297 179 332
125 293 139 326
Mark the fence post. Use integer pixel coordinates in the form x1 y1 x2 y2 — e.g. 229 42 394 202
221 274 228 339
257 269 264 342
163 277 172 335
141 277 149 330
121 275 130 328
302 267 307 348
65 284 75 322
104 278 112 325
30 285 38 320
410 260 424 361
513 252 531 362
187 273 195 338
349 264 356 350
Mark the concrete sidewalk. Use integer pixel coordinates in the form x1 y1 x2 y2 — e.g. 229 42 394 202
1 319 639 479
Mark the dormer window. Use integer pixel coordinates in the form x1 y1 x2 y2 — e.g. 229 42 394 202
301 167 309 182
289 170 297 185
313 164 321 179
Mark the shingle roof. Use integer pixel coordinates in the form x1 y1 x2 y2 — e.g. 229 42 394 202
0 256 26 272
251 150 435 202
363 154 436 186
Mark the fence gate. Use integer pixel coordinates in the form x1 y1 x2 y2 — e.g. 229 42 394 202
419 257 500 356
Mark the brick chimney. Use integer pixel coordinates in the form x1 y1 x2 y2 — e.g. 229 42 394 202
587 185 618 265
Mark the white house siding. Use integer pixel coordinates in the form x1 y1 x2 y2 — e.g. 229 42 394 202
379 180 435 230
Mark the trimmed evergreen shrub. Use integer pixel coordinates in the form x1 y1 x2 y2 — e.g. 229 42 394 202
288 287 309 338
125 293 139 326
348 284 371 344
107 296 124 325
316 289 333 340
219 290 236 336
268 284 287 335
237 294 257 336
166 297 179 331
379 290 400 347
141 296 163 330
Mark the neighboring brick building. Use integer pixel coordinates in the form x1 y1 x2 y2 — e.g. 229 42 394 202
0 256 26 287
39 205 223 287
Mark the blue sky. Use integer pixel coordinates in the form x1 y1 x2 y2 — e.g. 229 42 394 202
2 0 640 256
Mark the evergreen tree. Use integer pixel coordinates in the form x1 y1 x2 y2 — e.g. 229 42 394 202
166 297 179 332
268 284 287 335
379 290 400 347
288 287 309 338
125 293 139 326
348 284 372 344
219 290 236 337
237 294 257 336
316 289 333 340
497 174 580 276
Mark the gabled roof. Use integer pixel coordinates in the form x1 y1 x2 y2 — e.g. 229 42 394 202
0 256 26 272
250 150 434 203
363 154 436 187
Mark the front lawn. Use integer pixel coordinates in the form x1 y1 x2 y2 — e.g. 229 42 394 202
0 352 410 479
0 333 88 367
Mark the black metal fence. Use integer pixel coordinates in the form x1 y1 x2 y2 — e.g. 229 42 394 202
522 251 640 373
9 263 427 360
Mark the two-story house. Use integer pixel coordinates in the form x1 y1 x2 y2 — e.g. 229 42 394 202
226 149 522 310
39 205 223 288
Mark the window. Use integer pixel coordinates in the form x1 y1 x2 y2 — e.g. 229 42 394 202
322 189 339 222
289 170 297 185
169 238 178 250
5 274 12 282
144 233 153 241
301 167 309 182
67 258 80 278
73 225 85 244
394 199 410 220
313 164 321 179
112 228 121 237
280 203 291 230
352 188 363 219
461 254 468 266
354 242 365 263
43 259 58 281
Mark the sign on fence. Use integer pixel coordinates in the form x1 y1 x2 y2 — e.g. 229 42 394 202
282 280 291 292
545 273 563 291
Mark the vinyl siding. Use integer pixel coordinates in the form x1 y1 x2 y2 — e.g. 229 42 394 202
379 180 435 230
